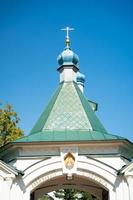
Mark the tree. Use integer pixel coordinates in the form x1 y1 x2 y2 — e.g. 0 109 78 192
54 189 97 200
54 189 78 200
80 191 97 200
0 103 23 147
38 194 54 200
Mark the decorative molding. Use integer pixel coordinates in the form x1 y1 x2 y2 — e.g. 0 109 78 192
30 170 62 191
77 170 108 188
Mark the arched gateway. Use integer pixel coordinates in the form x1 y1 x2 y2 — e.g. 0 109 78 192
0 27 133 200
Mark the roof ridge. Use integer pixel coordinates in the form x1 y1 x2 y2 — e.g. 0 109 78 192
30 83 63 134
73 82 108 134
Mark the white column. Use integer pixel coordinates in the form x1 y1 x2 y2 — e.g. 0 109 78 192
10 178 25 200
115 177 130 200
0 177 13 200
126 176 133 200
23 190 31 200
109 189 116 200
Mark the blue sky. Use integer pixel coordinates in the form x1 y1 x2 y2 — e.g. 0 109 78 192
0 0 133 141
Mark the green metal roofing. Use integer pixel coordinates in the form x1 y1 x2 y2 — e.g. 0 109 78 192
30 83 63 134
15 130 124 143
74 82 107 133
43 82 92 131
16 81 124 143
30 81 107 134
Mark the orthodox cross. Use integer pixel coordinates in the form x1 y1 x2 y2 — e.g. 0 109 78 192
61 26 74 47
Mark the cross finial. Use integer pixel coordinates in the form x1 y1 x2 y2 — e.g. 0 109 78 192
61 26 74 48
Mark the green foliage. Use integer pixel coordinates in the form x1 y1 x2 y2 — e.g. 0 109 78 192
37 189 98 200
80 191 96 200
38 194 54 200
0 103 23 147
54 189 77 200
54 189 97 200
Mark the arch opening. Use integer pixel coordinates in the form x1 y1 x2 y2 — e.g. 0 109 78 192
30 174 109 200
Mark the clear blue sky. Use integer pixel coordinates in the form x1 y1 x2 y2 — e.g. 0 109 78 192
0 0 133 141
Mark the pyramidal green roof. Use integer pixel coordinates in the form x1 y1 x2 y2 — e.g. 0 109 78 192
31 81 107 134
15 81 124 143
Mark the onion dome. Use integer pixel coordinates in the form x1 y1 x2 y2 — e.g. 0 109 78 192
57 47 79 68
57 26 79 69
76 72 85 84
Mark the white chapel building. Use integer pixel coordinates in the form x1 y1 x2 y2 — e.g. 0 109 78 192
0 27 133 200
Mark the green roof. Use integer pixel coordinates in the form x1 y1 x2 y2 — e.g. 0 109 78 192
15 130 124 143
16 81 124 143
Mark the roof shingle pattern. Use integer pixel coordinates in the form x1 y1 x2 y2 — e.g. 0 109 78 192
15 81 125 143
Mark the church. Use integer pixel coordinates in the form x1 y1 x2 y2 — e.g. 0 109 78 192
0 27 133 200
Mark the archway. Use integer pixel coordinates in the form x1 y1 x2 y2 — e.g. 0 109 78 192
19 156 117 200
30 174 109 200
